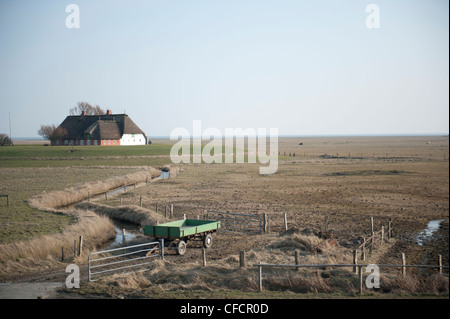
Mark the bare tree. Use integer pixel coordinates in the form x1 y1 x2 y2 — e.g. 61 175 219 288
37 125 67 141
0 133 13 146
69 102 105 115
38 124 57 140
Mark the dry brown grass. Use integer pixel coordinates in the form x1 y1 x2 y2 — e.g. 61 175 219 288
75 202 169 226
0 210 115 277
381 273 449 295
0 167 163 278
28 168 161 210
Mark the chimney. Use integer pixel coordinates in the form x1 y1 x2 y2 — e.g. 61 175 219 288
106 110 112 115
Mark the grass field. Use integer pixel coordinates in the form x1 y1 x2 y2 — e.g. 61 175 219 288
0 167 144 244
0 143 173 168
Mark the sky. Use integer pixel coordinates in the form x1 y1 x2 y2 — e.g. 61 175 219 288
0 0 448 138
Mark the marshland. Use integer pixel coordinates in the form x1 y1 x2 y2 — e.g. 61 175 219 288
0 136 448 298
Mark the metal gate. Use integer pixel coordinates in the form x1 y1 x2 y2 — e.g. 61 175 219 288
88 240 163 282
206 211 262 235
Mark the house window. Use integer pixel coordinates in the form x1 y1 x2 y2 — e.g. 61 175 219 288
87 140 91 146
80 140 84 146
113 140 116 144
64 140 68 145
94 140 98 145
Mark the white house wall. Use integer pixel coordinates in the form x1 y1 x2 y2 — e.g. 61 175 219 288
120 133 146 145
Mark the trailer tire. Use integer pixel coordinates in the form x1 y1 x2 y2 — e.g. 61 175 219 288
176 240 187 255
203 233 213 249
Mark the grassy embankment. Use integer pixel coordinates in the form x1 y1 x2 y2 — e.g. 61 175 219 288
0 143 173 278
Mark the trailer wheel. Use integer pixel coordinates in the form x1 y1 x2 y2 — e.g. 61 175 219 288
203 233 213 249
176 240 187 255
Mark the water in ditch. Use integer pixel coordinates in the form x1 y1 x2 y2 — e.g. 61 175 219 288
104 169 169 248
416 219 446 246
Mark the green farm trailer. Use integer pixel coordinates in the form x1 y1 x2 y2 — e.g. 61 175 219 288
144 219 221 255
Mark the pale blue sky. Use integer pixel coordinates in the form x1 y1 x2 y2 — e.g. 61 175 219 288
0 0 448 138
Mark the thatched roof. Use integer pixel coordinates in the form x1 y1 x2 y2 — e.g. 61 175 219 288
57 113 146 140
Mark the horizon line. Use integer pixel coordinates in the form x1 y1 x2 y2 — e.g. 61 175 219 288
11 133 449 141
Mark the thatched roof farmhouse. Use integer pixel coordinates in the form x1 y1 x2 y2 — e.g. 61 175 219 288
53 110 147 146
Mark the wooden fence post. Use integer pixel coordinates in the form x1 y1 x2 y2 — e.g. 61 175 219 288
74 240 77 257
370 217 374 254
387 221 391 239
402 253 406 277
170 204 174 219
78 235 83 257
202 248 207 267
61 246 64 262
240 250 246 268
359 265 363 294
122 229 126 245
370 217 374 237
139 196 143 207
263 214 268 233
295 250 300 271
362 238 366 261
438 254 442 275
283 213 288 231
353 249 358 274
258 263 263 292
381 226 384 244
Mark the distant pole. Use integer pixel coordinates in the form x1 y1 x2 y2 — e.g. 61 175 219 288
9 112 12 145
